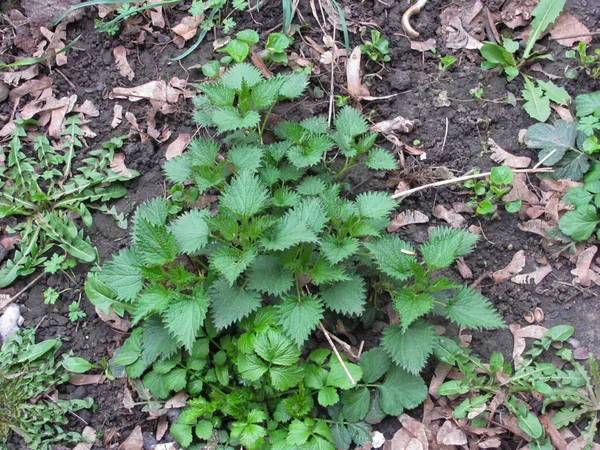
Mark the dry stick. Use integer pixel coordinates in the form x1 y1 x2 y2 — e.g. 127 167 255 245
319 322 357 385
8 272 45 303
441 117 449 152
549 31 600 40
533 149 557 169
392 167 554 200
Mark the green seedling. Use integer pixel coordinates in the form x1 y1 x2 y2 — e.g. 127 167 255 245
0 119 138 288
438 55 457 74
360 29 391 64
0 328 93 449
264 32 292 64
565 42 600 79
85 62 504 449
464 166 521 219
335 95 350 107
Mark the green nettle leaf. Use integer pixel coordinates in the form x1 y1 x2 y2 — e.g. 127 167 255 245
445 286 505 330
363 235 416 281
196 83 236 106
318 386 340 407
381 322 436 375
134 219 179 266
209 279 263 330
420 227 478 270
320 275 367 316
98 248 143 302
277 295 324 346
163 154 192 183
164 288 210 352
378 365 427 415
364 148 398 170
327 359 363 390
141 318 180 365
320 236 360 264
134 197 170 226
210 246 257 285
246 255 294 295
355 192 397 219
559 205 600 241
296 176 327 196
169 209 210 254
301 117 329 134
221 63 264 90
220 170 270 218
270 365 305 391
254 329 302 366
359 347 392 383
278 72 309 99
132 284 171 325
341 387 370 422
251 77 285 110
228 145 264 173
238 353 269 380
335 106 368 137
212 107 261 134
525 120 577 165
393 289 435 331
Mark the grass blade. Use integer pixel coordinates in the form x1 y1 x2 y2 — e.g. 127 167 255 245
329 0 350 54
282 0 293 35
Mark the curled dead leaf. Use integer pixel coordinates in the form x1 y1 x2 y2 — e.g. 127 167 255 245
387 210 429 232
456 257 473 279
410 38 437 52
109 153 135 179
433 204 466 228
111 104 123 128
549 12 592 46
491 250 526 284
511 264 552 285
573 246 597 287
113 46 135 81
118 425 143 450
69 374 107 386
488 138 531 169
370 116 415 134
165 133 191 160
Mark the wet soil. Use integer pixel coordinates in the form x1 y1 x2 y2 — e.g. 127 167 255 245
1 0 599 448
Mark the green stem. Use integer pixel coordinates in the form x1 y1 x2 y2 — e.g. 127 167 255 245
259 103 276 143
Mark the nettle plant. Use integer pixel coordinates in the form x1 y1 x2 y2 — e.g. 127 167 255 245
0 118 138 287
86 64 504 449
0 328 93 450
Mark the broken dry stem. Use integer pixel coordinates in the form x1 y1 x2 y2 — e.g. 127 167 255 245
392 168 554 200
319 322 357 385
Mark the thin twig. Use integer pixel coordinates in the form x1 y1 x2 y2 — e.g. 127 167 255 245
8 272 45 303
327 330 358 360
533 149 556 169
319 322 357 385
549 31 600 40
440 117 449 152
392 167 554 200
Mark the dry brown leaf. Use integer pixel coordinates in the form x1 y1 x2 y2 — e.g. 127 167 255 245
503 174 539 206
566 435 600 450
118 425 143 450
410 38 437 52
549 12 592 46
573 347 590 360
456 257 473 279
165 133 191 160
429 362 453 398
530 63 562 80
551 104 574 122
478 438 502 448
433 205 466 228
511 264 552 285
69 374 107 385
109 153 135 179
347 46 368 101
149 0 166 28
437 420 467 445
370 116 415 134
172 15 203 42
518 220 552 238
445 16 482 49
111 78 190 114
491 250 526 283
72 426 96 450
156 415 168 441
398 414 429 448
74 99 100 117
113 46 135 81
572 246 597 287
511 324 549 369
9 77 53 104
539 179 582 193
165 391 189 409
0 65 39 86
488 138 531 168
95 306 131 332
37 23 68 66
387 210 429 232
111 104 124 128
452 202 474 214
